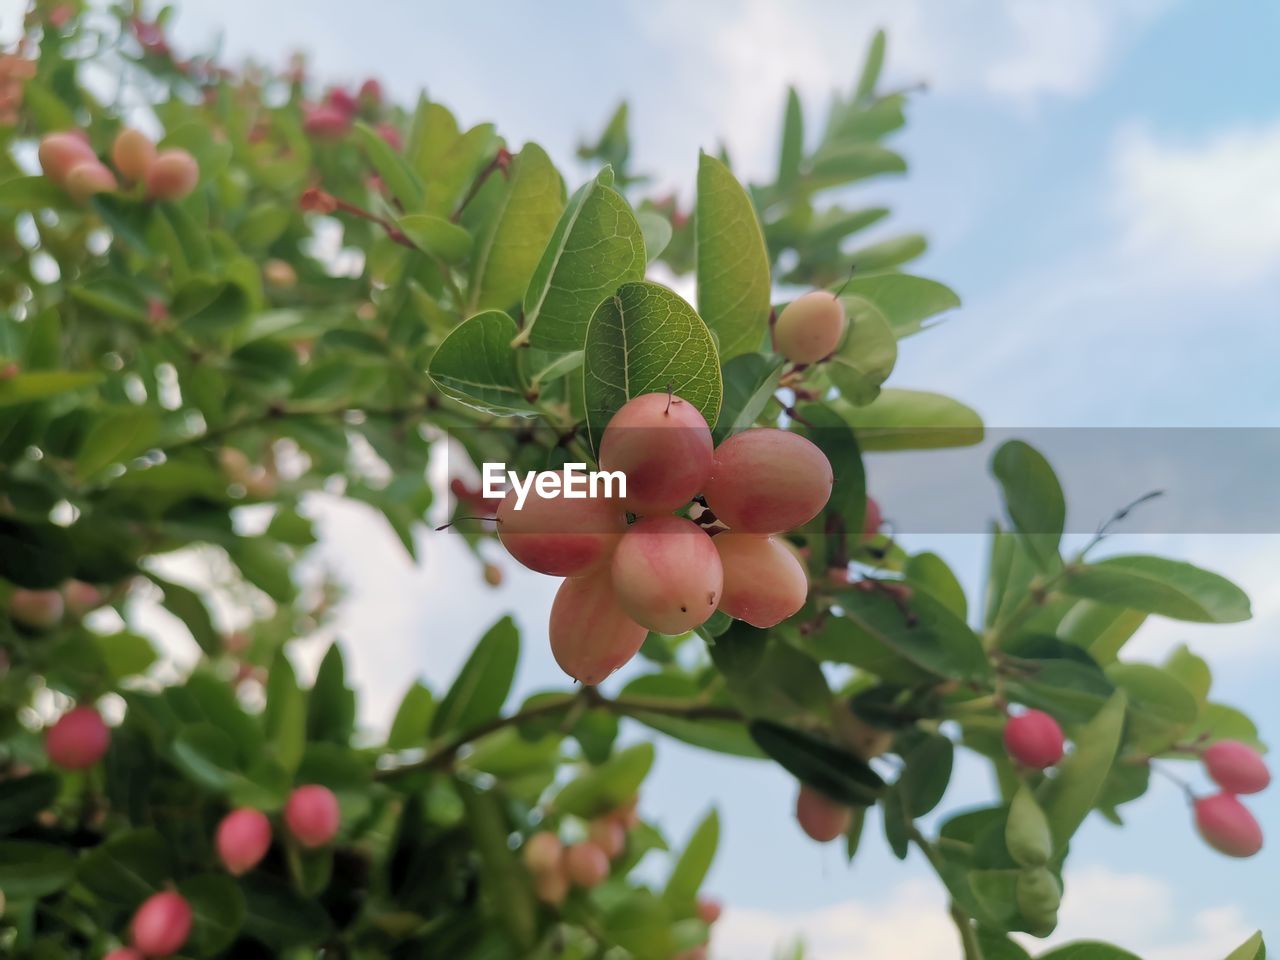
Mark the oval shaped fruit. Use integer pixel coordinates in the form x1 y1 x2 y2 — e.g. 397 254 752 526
702 429 833 534
63 580 105 618
130 891 192 957
713 533 808 628
549 568 647 685
145 148 199 201
1202 740 1270 795
303 103 351 139
794 784 851 843
697 897 722 925
862 496 883 538
533 864 569 905
10 588 65 631
565 841 610 888
497 480 626 577
1015 866 1061 936
1195 792 1263 858
284 784 340 848
1003 710 1065 769
598 392 714 515
774 291 847 364
111 127 156 182
215 808 272 876
588 817 626 859
38 131 96 186
45 705 110 770
65 161 118 203
521 831 563 875
611 515 722 634
1006 786 1053 868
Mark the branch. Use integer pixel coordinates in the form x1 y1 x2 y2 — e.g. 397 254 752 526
907 824 984 960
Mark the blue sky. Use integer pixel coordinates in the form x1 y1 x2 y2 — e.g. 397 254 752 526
11 0 1277 955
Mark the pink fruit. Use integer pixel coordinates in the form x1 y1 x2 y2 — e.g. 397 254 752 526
376 122 402 151
111 128 156 183
1004 710 1066 769
497 480 625 577
64 161 117 203
713 533 808 628
588 817 626 859
774 290 848 364
598 392 714 515
63 579 105 618
325 88 358 116
1203 740 1270 795
45 706 110 770
303 103 351 140
795 785 852 843
145 149 199 201
215 808 272 876
284 784 340 848
358 78 382 103
533 865 569 905
104 949 146 960
38 131 96 186
697 896 722 925
702 429 833 534
521 831 563 875
130 891 192 957
549 568 647 685
862 496 883 538
610 515 722 635
1195 792 1263 858
565 841 610 888
9 588 64 630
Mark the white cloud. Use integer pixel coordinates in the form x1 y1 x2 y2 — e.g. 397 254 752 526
711 866 1253 960
1110 121 1280 284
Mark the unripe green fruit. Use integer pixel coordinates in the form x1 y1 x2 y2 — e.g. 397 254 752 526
1006 785 1053 868
598 392 713 515
64 161 117 203
702 429 833 534
1016 866 1061 936
565 841 609 888
130 891 192 957
794 784 851 842
111 127 156 182
9 588 64 630
38 131 95 186
713 533 808 627
774 291 847 363
497 481 625 577
611 515 722 635
549 567 647 685
146 148 199 201
521 831 563 875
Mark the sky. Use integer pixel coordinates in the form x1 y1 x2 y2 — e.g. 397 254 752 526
5 1 1278 956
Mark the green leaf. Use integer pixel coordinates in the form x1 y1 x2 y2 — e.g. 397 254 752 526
228 536 295 603
620 676 761 757
0 774 58 835
748 720 885 806
899 734 953 816
991 441 1065 572
0 841 76 898
555 742 655 817
78 828 172 907
827 296 897 405
807 145 905 189
636 210 673 262
397 213 472 262
355 121 425 209
146 574 220 655
664 808 720 910
1037 946 1142 960
180 873 247 956
171 277 250 339
0 371 100 408
240 875 334 949
777 86 804 189
1164 644 1212 705
846 232 927 271
306 643 357 745
387 681 436 750
837 586 990 681
428 309 537 416
1062 556 1251 623
0 519 74 589
1058 601 1147 665
75 407 160 479
695 152 772 359
714 353 785 442
1037 691 1127 850
460 782 537 950
854 30 887 100
904 552 968 620
831 390 983 451
0 175 67 211
841 274 961 339
468 142 565 311
91 631 157 682
431 616 519 737
1223 931 1265 960
172 723 240 790
262 649 305 772
1106 662 1198 753
520 168 647 352
582 280 722 453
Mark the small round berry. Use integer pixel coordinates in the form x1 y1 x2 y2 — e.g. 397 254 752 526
38 131 96 186
521 831 563 875
774 290 847 363
65 161 117 203
111 128 156 182
9 588 65 631
588 817 626 860
696 896 722 925
45 706 110 770
565 841 610 888
795 785 852 842
1202 740 1270 795
145 149 199 201
598 392 714 515
1195 792 1263 858
130 891 192 957
702 429 833 534
283 784 340 848
215 808 272 876
1003 710 1065 770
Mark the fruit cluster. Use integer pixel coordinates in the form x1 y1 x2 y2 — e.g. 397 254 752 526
487 392 833 684
301 78 400 148
38 128 199 204
7 578 114 633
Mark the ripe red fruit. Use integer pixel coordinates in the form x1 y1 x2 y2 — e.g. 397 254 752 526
697 896 722 925
1004 710 1066 769
130 891 192 957
702 429 833 534
38 131 96 186
9 587 65 630
303 103 352 140
104 949 146 960
1202 740 1271 795
45 706 110 770
325 87 358 116
598 392 714 515
359 78 383 103
611 515 722 635
65 161 117 203
549 568 647 685
145 149 199 201
111 127 156 183
862 496 883 538
795 785 852 842
1195 792 1263 858
565 841 610 888
774 291 848 364
376 122 403 151
215 808 272 876
588 817 626 859
497 481 625 577
284 784 340 848
713 533 808 627
521 831 563 875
